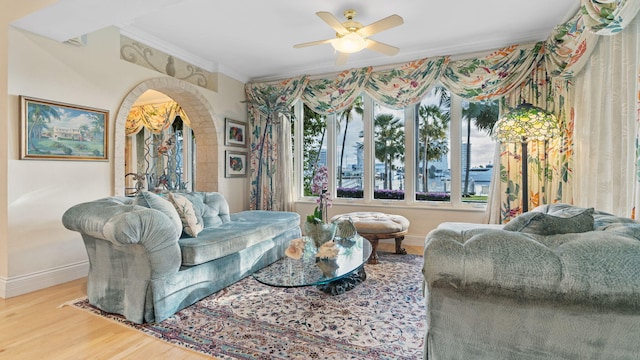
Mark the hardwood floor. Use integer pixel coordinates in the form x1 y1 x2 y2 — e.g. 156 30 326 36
0 243 423 360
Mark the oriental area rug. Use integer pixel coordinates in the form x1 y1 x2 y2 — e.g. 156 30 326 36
69 253 425 359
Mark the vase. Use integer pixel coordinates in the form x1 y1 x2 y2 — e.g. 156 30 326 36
304 221 337 248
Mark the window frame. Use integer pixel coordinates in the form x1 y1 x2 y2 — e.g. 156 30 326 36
293 90 489 210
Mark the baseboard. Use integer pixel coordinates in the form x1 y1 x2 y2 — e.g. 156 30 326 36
379 234 424 248
0 260 89 298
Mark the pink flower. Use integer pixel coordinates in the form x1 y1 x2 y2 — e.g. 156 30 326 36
308 166 332 223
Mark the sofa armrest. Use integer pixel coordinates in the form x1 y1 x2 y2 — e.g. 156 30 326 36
62 197 182 277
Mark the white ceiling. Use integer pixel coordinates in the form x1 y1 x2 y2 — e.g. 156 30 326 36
11 0 579 83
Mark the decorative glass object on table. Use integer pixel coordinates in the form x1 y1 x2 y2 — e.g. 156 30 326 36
253 219 371 294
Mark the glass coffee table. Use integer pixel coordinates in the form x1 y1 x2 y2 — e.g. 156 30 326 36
253 234 372 295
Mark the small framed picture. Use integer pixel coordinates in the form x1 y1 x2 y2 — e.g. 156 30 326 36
225 118 247 147
20 96 109 161
225 150 247 178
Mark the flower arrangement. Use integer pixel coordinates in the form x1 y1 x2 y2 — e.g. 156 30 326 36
306 166 332 224
284 238 306 259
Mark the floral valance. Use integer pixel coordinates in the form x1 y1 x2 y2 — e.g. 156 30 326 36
125 101 189 136
545 12 598 79
245 42 547 115
245 4 639 115
581 0 640 35
366 57 450 109
545 0 640 78
302 67 371 115
441 43 545 101
245 76 308 118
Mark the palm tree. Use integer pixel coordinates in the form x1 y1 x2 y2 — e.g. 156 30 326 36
79 124 90 141
417 104 449 192
337 96 363 187
461 100 499 196
90 115 105 141
27 103 60 151
303 104 327 196
374 113 404 190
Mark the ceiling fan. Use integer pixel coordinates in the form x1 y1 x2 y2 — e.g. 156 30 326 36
293 9 403 65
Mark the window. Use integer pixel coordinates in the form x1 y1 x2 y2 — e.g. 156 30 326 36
373 102 405 199
460 98 499 203
415 87 451 202
336 96 364 199
124 102 195 196
301 104 328 197
295 86 498 206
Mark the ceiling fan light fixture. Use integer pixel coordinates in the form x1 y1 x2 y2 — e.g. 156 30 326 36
331 32 366 53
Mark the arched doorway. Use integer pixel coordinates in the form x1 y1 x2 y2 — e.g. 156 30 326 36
114 77 219 195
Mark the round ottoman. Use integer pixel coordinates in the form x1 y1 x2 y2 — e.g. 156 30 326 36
331 212 409 264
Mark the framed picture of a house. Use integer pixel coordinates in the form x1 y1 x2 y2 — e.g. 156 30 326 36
20 96 109 161
225 150 247 178
224 118 246 147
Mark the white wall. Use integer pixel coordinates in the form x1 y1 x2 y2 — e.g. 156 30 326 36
2 18 247 296
295 201 486 247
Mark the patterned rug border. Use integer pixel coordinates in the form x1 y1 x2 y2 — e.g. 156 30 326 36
65 253 425 359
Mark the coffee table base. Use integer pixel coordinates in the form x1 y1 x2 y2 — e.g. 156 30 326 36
317 265 367 295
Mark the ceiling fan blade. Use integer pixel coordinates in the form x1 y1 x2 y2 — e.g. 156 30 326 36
365 39 400 56
293 38 334 48
335 52 350 66
316 11 349 35
357 14 403 37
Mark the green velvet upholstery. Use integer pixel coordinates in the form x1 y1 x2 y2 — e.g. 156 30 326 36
423 204 640 359
62 192 301 324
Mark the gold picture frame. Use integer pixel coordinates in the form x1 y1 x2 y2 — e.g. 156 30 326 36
20 96 109 161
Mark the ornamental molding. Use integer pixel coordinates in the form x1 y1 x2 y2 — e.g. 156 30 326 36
120 35 218 92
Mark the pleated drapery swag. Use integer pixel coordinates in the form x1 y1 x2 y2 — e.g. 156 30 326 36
245 0 640 219
125 101 190 136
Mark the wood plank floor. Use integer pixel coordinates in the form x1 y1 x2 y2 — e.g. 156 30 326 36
0 243 423 360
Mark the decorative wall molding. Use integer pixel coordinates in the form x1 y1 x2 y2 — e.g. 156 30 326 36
120 35 218 92
0 261 89 298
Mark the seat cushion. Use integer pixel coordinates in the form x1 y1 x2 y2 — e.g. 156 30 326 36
331 212 409 234
178 210 300 266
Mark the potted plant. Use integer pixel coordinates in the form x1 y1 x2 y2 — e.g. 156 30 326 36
305 166 336 247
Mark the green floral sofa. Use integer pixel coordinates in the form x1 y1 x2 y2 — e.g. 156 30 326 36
62 191 301 324
423 204 640 359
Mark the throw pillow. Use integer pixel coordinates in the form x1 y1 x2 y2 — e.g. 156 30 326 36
167 192 204 237
503 207 594 235
134 191 183 234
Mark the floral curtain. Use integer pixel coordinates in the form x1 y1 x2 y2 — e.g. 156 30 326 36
487 60 575 223
245 76 308 210
125 101 189 136
487 0 639 222
244 2 639 215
